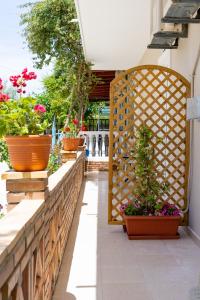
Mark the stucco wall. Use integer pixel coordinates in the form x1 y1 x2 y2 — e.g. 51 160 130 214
170 24 200 239
140 23 200 238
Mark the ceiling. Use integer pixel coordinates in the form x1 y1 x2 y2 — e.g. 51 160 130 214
89 70 115 101
75 0 151 70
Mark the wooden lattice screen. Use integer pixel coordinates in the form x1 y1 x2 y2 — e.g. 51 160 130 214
108 65 190 225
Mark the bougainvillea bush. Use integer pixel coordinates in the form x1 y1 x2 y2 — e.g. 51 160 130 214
0 69 49 137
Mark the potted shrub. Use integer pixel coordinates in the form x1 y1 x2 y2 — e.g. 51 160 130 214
0 69 51 172
62 114 84 151
120 125 181 240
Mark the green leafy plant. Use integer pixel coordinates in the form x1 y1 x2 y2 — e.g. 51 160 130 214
35 74 71 129
0 139 10 165
0 97 49 137
48 144 62 175
63 114 80 137
120 125 180 216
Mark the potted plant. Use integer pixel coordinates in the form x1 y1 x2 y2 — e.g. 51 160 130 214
0 69 51 172
120 125 181 240
62 114 84 151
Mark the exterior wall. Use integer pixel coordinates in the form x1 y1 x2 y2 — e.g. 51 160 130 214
85 160 108 172
0 153 85 300
140 23 200 238
170 25 200 239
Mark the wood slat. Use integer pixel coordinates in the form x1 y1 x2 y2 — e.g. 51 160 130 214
108 65 190 225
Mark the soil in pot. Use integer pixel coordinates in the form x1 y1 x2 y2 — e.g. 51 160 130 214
6 135 51 172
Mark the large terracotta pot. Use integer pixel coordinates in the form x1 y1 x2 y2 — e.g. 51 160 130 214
62 137 80 151
123 215 180 240
5 135 51 172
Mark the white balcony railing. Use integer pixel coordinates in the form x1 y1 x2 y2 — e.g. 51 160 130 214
79 131 109 157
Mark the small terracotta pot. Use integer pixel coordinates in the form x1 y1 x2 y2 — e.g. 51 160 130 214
123 215 180 239
62 137 80 151
5 135 51 172
78 138 84 146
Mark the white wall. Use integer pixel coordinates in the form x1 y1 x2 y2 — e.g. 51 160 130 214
140 24 200 238
170 25 200 238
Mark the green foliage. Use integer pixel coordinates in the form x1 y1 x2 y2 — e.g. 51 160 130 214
0 98 49 137
20 0 80 67
0 139 10 165
35 73 71 128
48 144 62 175
84 102 106 123
20 0 98 118
63 114 80 137
131 125 169 212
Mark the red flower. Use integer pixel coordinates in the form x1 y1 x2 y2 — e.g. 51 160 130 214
34 104 46 113
63 126 70 132
0 93 10 102
81 124 87 131
72 119 79 125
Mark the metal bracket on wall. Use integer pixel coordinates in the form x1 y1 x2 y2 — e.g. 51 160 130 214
147 36 178 49
162 1 200 24
154 24 188 38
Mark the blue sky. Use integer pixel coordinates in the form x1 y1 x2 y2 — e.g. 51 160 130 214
0 0 51 94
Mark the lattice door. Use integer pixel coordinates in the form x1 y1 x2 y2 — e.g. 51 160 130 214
108 65 190 225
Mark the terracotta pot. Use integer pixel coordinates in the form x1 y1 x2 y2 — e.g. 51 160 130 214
5 135 51 172
78 137 85 146
62 137 80 151
123 215 180 240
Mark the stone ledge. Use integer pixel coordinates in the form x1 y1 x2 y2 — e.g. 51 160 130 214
1 170 49 180
0 200 44 264
48 152 84 193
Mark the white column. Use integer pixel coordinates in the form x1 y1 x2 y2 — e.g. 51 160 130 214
102 132 105 157
95 133 98 157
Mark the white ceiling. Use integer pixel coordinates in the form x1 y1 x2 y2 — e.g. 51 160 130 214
75 0 151 70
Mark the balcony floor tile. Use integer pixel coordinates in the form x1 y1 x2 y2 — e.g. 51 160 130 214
53 172 200 300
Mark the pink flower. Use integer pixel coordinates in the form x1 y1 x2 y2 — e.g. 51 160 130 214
10 68 37 95
34 104 46 113
0 78 3 91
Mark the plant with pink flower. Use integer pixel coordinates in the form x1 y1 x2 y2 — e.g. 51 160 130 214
34 104 46 114
120 125 181 218
10 68 37 95
0 78 10 102
0 96 49 137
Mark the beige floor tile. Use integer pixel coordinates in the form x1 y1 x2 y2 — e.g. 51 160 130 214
102 283 154 300
53 171 200 300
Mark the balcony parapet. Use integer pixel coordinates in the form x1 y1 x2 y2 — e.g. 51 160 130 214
0 152 85 299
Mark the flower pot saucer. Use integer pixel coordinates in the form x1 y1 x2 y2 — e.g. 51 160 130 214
126 233 180 240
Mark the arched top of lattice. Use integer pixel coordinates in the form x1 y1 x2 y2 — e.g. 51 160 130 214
111 65 190 91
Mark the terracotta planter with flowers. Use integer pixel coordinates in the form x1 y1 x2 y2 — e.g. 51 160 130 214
0 68 51 172
121 125 181 240
62 116 83 151
62 137 80 151
5 135 51 171
123 215 180 240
